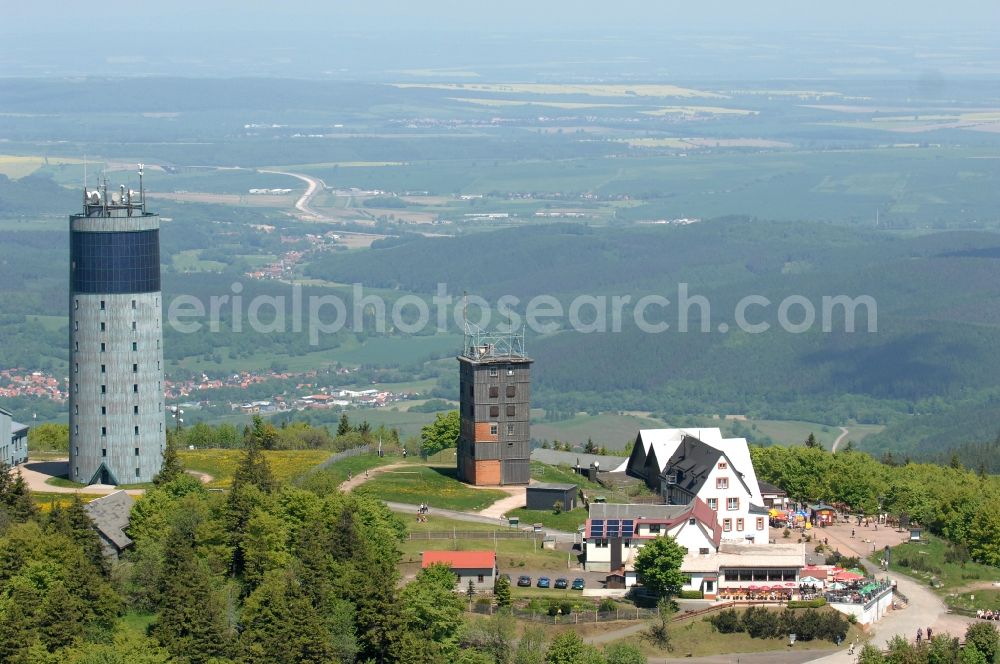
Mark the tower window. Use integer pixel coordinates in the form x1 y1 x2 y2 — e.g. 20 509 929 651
74 405 78 415
506 405 515 417
74 342 79 351
133 363 138 373
100 343 106 352
507 423 514 435
134 405 139 415
506 385 516 398
102 448 107 456
134 426 139 436
74 363 79 373
101 427 106 436
101 364 106 373
136 468 141 478
132 321 136 331
100 322 105 331
133 384 138 393
135 448 140 456
488 386 499 398
488 367 498 377
506 367 514 376
74 299 79 310
489 406 500 417
490 424 498 435
132 299 136 309
101 406 106 415
100 300 105 310
132 342 137 351
74 321 79 331
101 385 106 394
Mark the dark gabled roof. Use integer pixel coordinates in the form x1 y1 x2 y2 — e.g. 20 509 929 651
662 435 752 498
83 490 135 551
758 480 786 496
11 421 28 436
748 503 769 515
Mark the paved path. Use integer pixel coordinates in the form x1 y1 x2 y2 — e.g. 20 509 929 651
337 462 407 492
338 461 530 524
14 459 212 496
805 521 961 664
831 427 850 453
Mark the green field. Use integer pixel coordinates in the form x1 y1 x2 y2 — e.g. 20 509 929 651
171 333 461 374
298 453 396 492
873 534 1000 599
178 448 332 488
399 537 571 574
508 507 587 533
171 249 227 273
31 491 104 511
355 464 506 511
621 610 859 658
532 413 668 450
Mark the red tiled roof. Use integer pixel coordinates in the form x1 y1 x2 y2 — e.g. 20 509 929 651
422 550 496 569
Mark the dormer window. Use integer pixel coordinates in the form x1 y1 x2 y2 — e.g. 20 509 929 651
718 462 728 470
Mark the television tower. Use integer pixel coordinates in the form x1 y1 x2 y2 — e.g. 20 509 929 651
68 166 165 484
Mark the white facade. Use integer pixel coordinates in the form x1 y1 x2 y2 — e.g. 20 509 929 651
623 428 770 545
671 459 770 545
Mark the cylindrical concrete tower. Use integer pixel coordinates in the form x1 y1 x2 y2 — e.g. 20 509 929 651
69 173 165 485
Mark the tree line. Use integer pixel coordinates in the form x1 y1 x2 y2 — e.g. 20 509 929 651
750 444 1000 566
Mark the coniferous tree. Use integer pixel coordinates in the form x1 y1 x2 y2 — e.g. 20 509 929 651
149 527 231 663
336 414 351 437
240 571 335 664
0 466 38 523
64 494 109 576
494 572 512 609
38 580 87 652
154 434 184 486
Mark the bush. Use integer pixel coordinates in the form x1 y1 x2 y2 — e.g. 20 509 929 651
679 590 704 599
711 607 846 643
598 598 618 613
547 602 560 617
559 601 573 616
709 608 742 634
788 598 827 609
741 606 781 639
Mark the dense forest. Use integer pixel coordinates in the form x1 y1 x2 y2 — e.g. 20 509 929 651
0 420 649 664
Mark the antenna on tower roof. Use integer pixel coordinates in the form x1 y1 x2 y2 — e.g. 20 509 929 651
138 163 145 214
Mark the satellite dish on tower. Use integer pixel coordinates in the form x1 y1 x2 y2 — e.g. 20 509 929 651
111 192 122 204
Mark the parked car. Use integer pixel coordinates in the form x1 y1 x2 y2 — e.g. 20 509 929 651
554 577 568 589
571 578 586 590
517 575 531 587
537 576 551 589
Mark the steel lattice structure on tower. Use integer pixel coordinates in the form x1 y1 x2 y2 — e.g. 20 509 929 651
68 168 165 485
456 324 532 486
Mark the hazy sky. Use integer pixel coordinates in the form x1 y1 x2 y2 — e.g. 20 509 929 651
4 0 999 34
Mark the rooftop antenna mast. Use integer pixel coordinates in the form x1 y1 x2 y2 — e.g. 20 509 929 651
138 163 145 214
